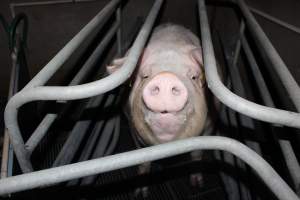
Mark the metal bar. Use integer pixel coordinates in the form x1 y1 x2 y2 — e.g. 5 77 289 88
214 150 241 200
116 7 122 56
52 95 105 167
250 7 300 35
219 22 260 200
197 0 300 129
236 0 300 111
24 0 120 89
241 33 300 193
1 52 18 179
66 118 105 186
1 132 10 179
216 109 241 200
80 90 121 185
10 0 96 18
4 0 162 173
25 114 56 154
69 21 120 86
25 21 120 155
240 35 273 108
0 136 298 200
67 94 120 186
105 115 120 155
4 0 121 173
81 114 117 185
7 0 162 101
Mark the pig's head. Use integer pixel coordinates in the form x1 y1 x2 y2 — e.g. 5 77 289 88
107 47 207 145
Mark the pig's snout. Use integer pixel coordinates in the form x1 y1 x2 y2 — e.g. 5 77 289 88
142 72 188 113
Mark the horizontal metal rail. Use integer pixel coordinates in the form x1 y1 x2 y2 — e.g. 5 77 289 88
0 136 298 200
10 0 96 18
198 0 300 129
4 0 162 173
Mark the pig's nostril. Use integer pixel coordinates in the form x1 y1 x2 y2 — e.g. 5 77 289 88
172 87 181 96
161 110 168 114
150 86 160 95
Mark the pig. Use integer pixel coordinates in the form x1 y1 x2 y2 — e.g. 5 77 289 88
107 23 216 196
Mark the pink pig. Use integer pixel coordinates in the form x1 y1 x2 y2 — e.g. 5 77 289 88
107 23 213 195
108 23 209 144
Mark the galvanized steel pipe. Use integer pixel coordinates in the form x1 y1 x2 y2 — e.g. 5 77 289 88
4 0 121 173
237 0 300 111
0 136 298 200
25 21 120 155
198 0 300 128
5 0 162 173
24 0 120 89
241 33 300 193
250 7 300 35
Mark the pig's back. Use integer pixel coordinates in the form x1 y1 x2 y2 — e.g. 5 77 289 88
148 24 200 50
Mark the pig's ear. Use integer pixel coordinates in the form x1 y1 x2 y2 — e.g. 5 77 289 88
106 48 147 75
106 57 127 74
106 48 132 74
190 47 203 67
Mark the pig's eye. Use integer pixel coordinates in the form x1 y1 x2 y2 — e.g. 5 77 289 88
191 75 198 80
142 75 149 79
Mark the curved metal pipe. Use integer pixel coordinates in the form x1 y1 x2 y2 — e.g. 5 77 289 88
241 32 300 191
198 0 300 128
236 0 300 111
25 21 120 155
4 0 163 173
0 136 298 200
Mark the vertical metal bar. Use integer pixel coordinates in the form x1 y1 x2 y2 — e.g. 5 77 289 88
241 33 300 194
195 0 300 127
220 21 256 198
197 1 299 199
237 0 300 111
104 115 120 155
1 133 10 178
1 50 20 178
52 95 105 167
116 6 122 56
80 90 121 185
80 115 117 185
